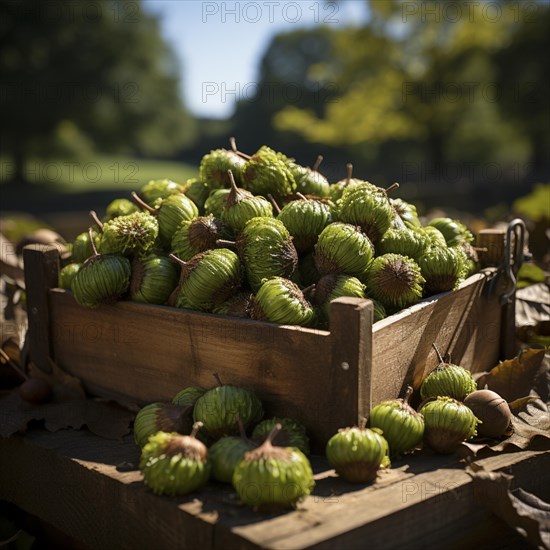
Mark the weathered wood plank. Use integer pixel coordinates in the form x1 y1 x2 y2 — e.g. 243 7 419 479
370 271 501 407
23 244 60 373
1 430 547 550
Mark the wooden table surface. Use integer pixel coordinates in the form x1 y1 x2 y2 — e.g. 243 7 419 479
1 429 548 550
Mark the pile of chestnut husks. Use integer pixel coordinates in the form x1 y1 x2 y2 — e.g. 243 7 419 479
134 375 313 509
60 140 480 327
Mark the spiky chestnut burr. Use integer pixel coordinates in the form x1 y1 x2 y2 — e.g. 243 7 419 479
71 229 100 263
277 194 335 254
212 291 254 318
369 386 424 456
377 228 430 262
251 277 314 327
172 386 206 408
242 145 296 199
418 246 464 295
140 424 211 496
171 215 224 262
298 252 322 287
364 253 424 312
98 211 159 257
419 397 480 454
199 138 248 188
134 402 193 448
252 417 310 455
71 229 131 308
328 163 363 202
181 178 211 215
193 374 264 439
221 170 273 233
423 226 448 248
338 182 395 243
390 198 421 229
169 249 242 312
129 254 179 304
292 155 330 197
314 274 366 325
372 300 387 323
325 418 390 483
103 198 139 222
420 344 477 401
428 217 474 247
314 223 374 280
464 390 511 438
233 424 315 509
204 189 231 218
231 217 298 292
139 178 185 206
58 263 81 289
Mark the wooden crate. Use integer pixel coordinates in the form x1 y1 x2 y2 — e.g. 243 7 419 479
23 230 508 450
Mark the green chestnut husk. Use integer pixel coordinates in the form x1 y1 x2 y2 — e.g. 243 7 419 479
420 346 477 401
182 178 211 214
129 254 179 304
338 183 394 243
390 198 421 229
372 299 387 323
298 252 322 287
99 212 159 256
171 249 242 312
233 424 315 509
103 198 140 222
212 291 254 318
139 178 185 206
172 386 206 408
364 253 425 312
140 425 211 496
314 274 365 325
134 402 192 448
418 246 464 295
200 146 247 188
58 263 81 289
419 397 480 454
242 146 296 199
204 189 231 218
328 163 363 202
326 419 390 483
221 170 273 233
377 228 430 262
171 215 224 262
209 436 256 483
157 193 199 247
428 217 474 247
193 382 264 439
71 241 131 308
314 222 374 279
369 387 424 456
252 417 310 455
278 195 334 254
72 229 100 263
251 277 314 326
423 226 448 248
292 156 330 197
239 217 298 291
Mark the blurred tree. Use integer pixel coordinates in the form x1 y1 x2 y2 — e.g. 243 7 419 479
0 0 195 184
273 0 541 171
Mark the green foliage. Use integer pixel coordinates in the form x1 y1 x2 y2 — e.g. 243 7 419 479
513 184 550 222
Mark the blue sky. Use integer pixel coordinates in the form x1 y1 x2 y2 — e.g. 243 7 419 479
143 1 368 118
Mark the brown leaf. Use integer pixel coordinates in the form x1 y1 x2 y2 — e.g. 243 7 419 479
0 390 133 440
509 395 540 413
467 464 550 549
476 349 547 402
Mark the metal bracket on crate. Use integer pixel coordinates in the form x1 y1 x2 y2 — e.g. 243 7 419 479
500 219 527 359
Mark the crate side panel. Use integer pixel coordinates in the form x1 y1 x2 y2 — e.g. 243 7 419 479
370 273 501 406
49 290 333 440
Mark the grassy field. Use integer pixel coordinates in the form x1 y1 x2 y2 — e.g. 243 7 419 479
0 155 198 193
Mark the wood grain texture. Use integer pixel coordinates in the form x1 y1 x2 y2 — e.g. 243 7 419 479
23 244 60 373
477 229 506 268
370 271 502 407
1 430 548 550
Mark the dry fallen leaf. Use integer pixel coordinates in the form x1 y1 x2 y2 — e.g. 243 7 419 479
467 464 550 549
476 349 547 402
